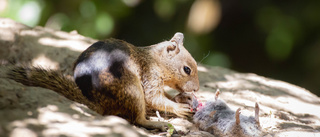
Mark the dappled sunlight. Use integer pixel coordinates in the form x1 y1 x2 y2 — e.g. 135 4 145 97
272 96 320 118
232 90 320 133
0 19 95 72
205 79 256 90
38 105 71 124
0 32 14 41
234 91 276 113
38 37 90 52
10 128 37 137
92 116 129 126
1 2 320 133
10 118 40 128
203 72 320 104
40 113 140 137
32 54 59 69
198 70 320 135
241 90 320 119
275 130 319 137
205 72 320 118
7 104 143 137
204 74 259 90
20 29 42 37
228 96 256 108
112 125 141 137
42 121 111 137
244 74 319 103
70 103 93 117
53 30 94 42
197 88 320 134
0 27 15 41
197 65 208 72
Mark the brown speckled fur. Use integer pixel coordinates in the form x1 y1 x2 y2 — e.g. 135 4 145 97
7 33 199 130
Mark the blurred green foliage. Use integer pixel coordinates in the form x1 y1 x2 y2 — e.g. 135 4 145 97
1 0 320 95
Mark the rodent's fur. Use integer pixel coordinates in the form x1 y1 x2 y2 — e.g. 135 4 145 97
7 32 199 130
193 90 261 137
172 92 199 112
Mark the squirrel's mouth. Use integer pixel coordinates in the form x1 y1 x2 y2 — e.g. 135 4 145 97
174 84 184 93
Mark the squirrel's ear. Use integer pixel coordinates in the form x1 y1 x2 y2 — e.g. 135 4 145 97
167 32 184 56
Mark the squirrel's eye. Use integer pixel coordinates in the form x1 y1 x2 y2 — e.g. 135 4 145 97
183 66 191 75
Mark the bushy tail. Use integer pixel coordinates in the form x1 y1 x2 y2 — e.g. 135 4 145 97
6 66 97 111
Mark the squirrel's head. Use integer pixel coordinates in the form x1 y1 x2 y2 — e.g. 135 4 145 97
151 32 199 92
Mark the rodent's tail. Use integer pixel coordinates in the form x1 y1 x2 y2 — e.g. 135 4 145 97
6 66 97 111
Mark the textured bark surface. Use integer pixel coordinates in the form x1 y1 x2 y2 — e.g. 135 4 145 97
1 18 320 137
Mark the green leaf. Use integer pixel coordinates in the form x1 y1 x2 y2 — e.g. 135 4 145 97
167 123 175 136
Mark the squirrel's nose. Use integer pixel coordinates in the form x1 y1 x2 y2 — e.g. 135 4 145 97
193 87 199 92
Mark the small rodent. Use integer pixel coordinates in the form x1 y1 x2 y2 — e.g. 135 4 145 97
193 90 262 137
7 32 199 130
172 92 199 112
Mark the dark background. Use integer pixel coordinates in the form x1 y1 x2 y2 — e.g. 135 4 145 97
1 0 319 96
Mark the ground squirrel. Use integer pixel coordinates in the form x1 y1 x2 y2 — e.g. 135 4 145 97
192 90 262 137
7 32 199 130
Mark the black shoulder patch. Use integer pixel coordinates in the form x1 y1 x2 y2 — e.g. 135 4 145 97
75 74 94 101
109 60 124 79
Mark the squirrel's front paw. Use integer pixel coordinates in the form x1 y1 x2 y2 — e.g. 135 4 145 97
174 103 193 118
